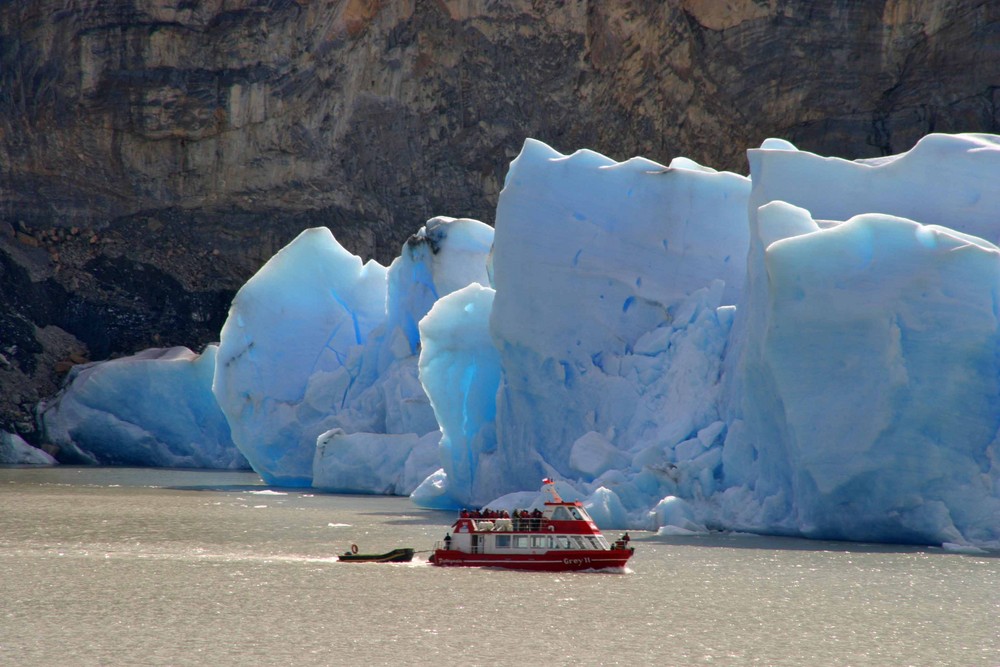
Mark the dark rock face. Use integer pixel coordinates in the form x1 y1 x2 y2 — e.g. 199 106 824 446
2 0 999 438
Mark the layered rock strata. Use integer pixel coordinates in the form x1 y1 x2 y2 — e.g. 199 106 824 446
2 0 998 440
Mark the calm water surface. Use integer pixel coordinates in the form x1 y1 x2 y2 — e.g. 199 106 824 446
1 467 998 666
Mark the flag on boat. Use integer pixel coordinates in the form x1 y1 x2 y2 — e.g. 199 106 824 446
542 478 553 485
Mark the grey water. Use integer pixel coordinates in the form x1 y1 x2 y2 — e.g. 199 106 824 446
1 467 997 667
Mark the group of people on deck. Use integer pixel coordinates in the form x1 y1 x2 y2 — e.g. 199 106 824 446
459 508 544 520
459 507 547 532
613 533 632 550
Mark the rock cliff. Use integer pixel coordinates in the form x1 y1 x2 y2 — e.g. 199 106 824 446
2 0 999 440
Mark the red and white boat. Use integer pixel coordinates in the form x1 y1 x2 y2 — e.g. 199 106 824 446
429 480 635 572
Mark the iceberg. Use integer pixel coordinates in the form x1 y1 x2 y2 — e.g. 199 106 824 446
0 431 57 465
38 346 245 469
30 132 1000 548
723 135 1000 545
416 283 509 506
583 486 630 528
213 217 493 488
312 429 440 495
649 495 706 535
480 140 748 506
413 135 1000 547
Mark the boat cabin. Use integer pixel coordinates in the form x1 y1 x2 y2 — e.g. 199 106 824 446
431 480 634 571
442 501 613 555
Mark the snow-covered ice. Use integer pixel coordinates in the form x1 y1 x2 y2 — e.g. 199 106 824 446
747 133 1000 244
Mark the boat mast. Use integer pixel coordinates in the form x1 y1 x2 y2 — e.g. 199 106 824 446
542 478 563 503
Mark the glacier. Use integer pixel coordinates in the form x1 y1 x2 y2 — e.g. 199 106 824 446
417 283 506 504
412 139 751 510
37 346 246 469
213 217 493 487
416 133 1000 547
723 134 1000 545
29 133 1000 548
212 227 390 486
1 430 57 465
725 203 1000 544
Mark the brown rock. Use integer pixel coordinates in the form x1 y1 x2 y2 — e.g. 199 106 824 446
16 232 39 247
54 360 75 374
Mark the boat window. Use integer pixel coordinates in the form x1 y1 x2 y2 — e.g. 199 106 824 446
495 535 511 548
555 536 572 549
551 506 572 521
586 537 600 549
594 535 611 549
514 536 530 549
531 536 551 549
570 536 587 549
569 507 584 520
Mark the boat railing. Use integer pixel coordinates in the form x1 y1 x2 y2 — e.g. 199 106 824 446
470 518 549 532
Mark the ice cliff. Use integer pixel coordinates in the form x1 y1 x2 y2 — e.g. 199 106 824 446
723 134 1000 545
417 134 1000 547
38 346 245 469
38 134 1000 548
213 217 493 487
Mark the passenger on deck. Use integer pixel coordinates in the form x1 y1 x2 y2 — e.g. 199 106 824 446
444 533 452 550
460 509 469 518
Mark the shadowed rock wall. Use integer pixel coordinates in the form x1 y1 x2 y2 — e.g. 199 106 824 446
2 0 999 439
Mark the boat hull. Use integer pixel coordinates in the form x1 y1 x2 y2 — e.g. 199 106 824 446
430 548 633 572
338 548 415 563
